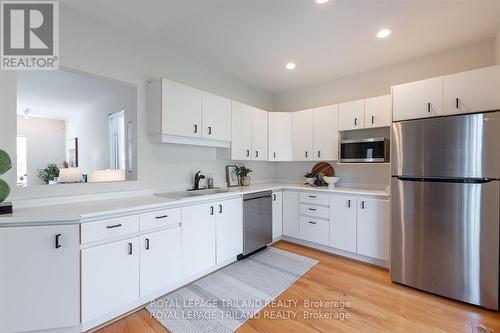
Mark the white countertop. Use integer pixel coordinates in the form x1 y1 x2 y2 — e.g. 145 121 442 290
0 183 389 227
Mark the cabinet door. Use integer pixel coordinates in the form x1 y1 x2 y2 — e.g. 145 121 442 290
202 92 231 141
292 109 314 161
161 79 202 138
392 77 443 121
181 203 216 278
82 237 140 323
444 65 500 115
339 99 365 131
140 227 181 297
313 105 339 161
365 95 392 128
0 225 80 333
330 195 357 253
231 101 252 160
357 198 390 261
283 190 299 238
272 191 283 239
268 112 292 161
251 108 268 160
216 198 243 263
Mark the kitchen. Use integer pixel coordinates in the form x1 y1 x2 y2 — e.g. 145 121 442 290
1 1 500 333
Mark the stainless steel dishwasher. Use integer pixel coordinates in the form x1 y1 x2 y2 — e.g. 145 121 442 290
238 191 272 259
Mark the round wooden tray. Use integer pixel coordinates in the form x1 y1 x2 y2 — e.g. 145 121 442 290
311 162 334 177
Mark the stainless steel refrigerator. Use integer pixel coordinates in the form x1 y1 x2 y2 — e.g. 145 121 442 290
391 111 500 309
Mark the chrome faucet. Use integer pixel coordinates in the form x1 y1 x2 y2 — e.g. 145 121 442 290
193 171 205 190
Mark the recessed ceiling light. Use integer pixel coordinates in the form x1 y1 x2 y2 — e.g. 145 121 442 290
286 62 296 70
315 0 329 4
377 28 391 39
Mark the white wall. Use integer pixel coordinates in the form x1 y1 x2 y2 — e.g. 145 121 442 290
0 6 275 200
17 117 66 186
496 25 500 64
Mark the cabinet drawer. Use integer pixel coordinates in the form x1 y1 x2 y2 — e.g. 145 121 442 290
299 192 329 206
140 208 181 232
81 215 140 244
299 204 329 219
299 217 329 246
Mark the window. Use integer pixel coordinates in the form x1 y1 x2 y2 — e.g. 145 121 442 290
108 110 125 170
17 136 27 186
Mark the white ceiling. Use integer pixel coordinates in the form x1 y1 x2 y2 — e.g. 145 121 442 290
17 70 121 120
61 0 500 93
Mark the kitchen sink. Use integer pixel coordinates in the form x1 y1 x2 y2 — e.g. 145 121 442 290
156 188 229 199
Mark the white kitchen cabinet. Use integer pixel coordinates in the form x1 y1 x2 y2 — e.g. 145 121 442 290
161 79 203 138
216 198 243 263
299 217 330 246
272 191 283 240
292 109 314 161
0 225 80 333
140 226 181 297
268 112 292 161
443 65 500 115
283 190 299 238
339 99 365 131
251 108 268 161
181 203 216 278
392 77 443 121
82 237 140 323
357 198 390 261
330 195 357 253
313 105 339 160
202 92 232 141
231 101 253 160
364 95 392 128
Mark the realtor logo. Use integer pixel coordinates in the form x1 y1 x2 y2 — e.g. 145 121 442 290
1 1 58 70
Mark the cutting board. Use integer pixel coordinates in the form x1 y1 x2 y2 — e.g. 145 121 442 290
311 162 334 177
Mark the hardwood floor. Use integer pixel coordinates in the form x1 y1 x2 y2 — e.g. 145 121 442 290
95 241 500 333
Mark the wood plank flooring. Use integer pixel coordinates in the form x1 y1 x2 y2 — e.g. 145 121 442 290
95 241 500 333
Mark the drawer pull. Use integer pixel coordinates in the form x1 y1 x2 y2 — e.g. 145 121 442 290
308 221 317 225
106 224 122 229
308 195 317 198
128 242 133 255
55 234 62 249
145 238 150 250
156 215 168 219
347 200 352 208
308 208 317 211
361 201 365 209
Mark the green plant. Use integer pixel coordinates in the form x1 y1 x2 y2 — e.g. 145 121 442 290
236 165 253 178
37 163 60 184
304 172 314 178
0 149 12 203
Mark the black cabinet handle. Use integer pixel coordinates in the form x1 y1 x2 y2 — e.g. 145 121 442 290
354 118 358 126
156 215 168 219
371 115 375 124
128 242 133 255
55 234 62 249
308 221 317 225
273 152 276 159
246 150 250 157
347 200 351 208
427 103 431 113
317 151 321 158
309 208 317 211
194 124 198 133
106 224 122 229
210 206 214 215
218 205 223 214
309 195 316 198
361 201 365 209
208 126 212 135
456 98 459 109
145 238 150 250
273 194 277 201
255 151 259 158
305 151 308 158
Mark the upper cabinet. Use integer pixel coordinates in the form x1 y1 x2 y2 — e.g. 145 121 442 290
147 78 231 147
292 109 314 161
268 112 292 161
364 95 392 128
392 77 443 121
313 105 339 161
339 99 365 131
443 65 500 115
231 101 268 161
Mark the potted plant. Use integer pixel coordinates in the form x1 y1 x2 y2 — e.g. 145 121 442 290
304 172 315 185
37 163 60 184
0 149 13 214
236 165 253 186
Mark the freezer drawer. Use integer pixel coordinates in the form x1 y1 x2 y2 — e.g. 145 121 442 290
392 111 500 179
391 178 500 309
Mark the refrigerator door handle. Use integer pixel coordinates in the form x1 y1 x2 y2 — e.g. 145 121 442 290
394 176 495 184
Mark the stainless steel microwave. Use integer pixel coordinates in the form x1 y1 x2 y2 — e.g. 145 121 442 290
340 137 390 163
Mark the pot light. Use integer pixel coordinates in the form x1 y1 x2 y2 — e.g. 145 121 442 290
286 62 296 70
315 0 329 4
377 28 391 39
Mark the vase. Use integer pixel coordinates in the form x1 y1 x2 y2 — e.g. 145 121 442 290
241 176 251 186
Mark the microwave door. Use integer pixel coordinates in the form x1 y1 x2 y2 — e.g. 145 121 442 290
341 138 387 162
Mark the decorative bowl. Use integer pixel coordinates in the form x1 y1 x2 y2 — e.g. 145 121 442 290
323 176 340 188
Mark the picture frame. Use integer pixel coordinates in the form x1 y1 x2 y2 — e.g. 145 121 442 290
225 165 239 187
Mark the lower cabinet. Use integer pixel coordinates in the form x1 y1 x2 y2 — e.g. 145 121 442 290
330 195 357 253
0 225 80 333
216 198 243 263
299 216 329 246
272 191 283 240
82 237 140 323
282 190 299 238
357 198 390 261
140 226 182 297
181 203 217 278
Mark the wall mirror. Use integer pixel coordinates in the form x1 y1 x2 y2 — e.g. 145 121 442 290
16 69 137 186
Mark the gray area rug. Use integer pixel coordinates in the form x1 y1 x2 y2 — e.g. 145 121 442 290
146 247 318 333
